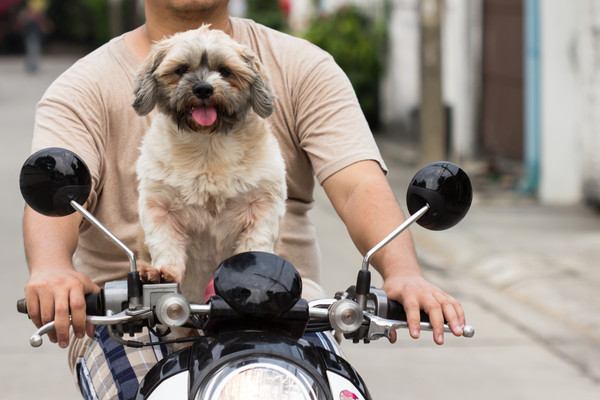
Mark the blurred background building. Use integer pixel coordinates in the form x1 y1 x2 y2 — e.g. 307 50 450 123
292 0 600 208
2 0 600 207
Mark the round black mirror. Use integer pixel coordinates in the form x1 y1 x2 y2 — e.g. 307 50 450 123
406 161 472 231
214 251 302 318
19 148 91 217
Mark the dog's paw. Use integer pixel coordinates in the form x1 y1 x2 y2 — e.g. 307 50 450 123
138 260 162 283
159 265 184 283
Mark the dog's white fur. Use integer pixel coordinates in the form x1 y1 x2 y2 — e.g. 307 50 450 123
133 26 286 302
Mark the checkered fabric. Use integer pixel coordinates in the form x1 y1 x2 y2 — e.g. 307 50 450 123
69 326 172 400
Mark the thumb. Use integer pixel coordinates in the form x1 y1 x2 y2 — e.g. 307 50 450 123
79 274 100 294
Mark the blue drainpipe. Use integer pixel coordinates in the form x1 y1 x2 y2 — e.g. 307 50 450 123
521 0 541 194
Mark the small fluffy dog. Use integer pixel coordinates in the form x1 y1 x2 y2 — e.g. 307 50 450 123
133 26 286 303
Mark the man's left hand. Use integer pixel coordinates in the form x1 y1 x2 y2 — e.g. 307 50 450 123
383 274 465 345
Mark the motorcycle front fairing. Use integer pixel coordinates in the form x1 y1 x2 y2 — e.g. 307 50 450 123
137 251 371 399
137 331 371 400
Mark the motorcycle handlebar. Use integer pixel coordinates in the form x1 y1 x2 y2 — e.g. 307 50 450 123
16 299 27 314
16 291 106 316
386 299 433 324
18 293 473 348
17 295 436 324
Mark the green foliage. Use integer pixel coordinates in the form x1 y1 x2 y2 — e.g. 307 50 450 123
304 6 387 129
246 0 287 31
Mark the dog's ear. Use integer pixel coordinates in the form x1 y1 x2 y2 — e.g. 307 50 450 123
242 51 274 118
133 45 167 116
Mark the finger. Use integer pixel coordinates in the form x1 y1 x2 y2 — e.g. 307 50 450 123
425 301 445 345
403 298 421 339
441 302 462 336
69 288 86 339
25 287 41 328
82 276 101 294
38 288 56 343
53 290 71 348
388 328 397 344
86 321 95 339
433 292 463 336
453 299 466 328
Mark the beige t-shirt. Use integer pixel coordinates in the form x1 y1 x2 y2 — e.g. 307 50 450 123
32 18 387 299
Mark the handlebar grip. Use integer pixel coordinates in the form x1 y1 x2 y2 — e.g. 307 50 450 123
386 299 432 323
16 298 27 314
85 291 106 316
16 291 105 316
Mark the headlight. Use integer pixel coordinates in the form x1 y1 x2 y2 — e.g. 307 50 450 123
196 357 322 400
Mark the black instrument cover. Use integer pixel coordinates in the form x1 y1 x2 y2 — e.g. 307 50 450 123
214 251 302 318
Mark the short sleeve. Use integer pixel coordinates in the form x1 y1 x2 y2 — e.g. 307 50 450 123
293 52 387 184
32 65 107 213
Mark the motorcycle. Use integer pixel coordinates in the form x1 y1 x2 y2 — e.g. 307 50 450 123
17 147 474 400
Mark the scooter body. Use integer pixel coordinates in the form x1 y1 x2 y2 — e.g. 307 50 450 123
140 331 369 400
17 148 474 400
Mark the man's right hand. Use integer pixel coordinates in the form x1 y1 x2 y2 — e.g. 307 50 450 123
25 268 100 348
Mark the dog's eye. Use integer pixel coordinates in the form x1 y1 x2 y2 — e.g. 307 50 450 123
218 66 232 78
174 65 189 76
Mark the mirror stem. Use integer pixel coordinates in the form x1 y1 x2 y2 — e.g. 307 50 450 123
361 204 430 272
70 201 143 310
70 201 137 273
355 204 430 311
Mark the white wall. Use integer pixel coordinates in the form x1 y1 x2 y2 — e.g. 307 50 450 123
295 0 598 205
320 0 385 18
382 0 481 161
539 0 585 204
229 0 247 17
442 0 482 161
576 1 600 205
289 0 314 32
381 0 421 132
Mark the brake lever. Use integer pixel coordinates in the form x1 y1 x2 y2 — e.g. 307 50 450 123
29 310 153 348
366 314 475 342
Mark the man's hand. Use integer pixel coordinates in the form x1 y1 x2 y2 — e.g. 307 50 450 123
25 268 99 347
23 206 100 347
383 274 465 345
322 160 467 345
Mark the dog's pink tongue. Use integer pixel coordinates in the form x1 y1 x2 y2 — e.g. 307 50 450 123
192 106 217 126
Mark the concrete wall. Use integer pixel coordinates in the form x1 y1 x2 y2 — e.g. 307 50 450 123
576 1 600 206
229 0 247 17
442 0 482 161
288 0 600 205
382 0 481 161
538 0 586 204
289 0 314 32
379 0 597 205
381 0 421 133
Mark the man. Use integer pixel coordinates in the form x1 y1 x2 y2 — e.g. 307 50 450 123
24 0 466 397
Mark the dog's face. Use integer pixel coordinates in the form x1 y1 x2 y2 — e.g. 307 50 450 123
133 26 273 133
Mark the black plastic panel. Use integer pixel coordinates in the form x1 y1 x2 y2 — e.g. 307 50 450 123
214 251 302 318
137 349 191 399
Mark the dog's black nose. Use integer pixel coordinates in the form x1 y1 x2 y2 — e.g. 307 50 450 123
193 82 214 99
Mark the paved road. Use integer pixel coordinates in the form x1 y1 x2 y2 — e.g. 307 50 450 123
1 57 82 399
1 56 599 399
